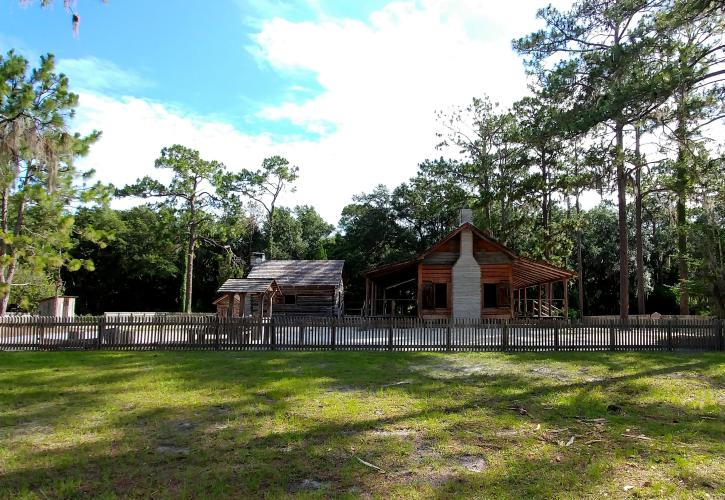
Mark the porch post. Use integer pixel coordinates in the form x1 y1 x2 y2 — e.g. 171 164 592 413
240 292 246 317
417 263 423 319
365 278 370 316
268 292 274 318
524 287 528 317
510 281 514 319
563 279 569 319
538 284 542 318
548 283 553 314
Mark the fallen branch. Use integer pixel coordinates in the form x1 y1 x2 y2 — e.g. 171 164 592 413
576 417 607 424
354 455 385 473
380 380 411 388
507 405 529 416
584 439 604 445
622 433 653 441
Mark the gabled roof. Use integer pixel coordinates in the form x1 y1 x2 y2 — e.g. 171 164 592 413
363 223 516 279
217 278 280 294
421 222 518 260
247 260 344 287
364 222 575 288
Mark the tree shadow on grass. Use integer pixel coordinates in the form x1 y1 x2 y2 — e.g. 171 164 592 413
0 350 722 497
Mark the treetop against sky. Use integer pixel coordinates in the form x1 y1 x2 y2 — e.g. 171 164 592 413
1 0 574 223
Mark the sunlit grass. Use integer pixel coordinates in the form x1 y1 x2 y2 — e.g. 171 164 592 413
0 350 722 498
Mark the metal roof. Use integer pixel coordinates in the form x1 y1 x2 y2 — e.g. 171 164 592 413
217 278 277 294
247 260 344 287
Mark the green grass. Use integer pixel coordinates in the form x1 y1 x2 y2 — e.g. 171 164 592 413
0 350 722 499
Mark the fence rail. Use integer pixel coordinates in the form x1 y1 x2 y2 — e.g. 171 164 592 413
0 315 722 352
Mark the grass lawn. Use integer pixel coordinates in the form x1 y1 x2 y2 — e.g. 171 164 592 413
0 350 723 499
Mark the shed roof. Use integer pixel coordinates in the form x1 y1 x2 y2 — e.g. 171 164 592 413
512 257 575 289
217 278 279 294
247 260 344 287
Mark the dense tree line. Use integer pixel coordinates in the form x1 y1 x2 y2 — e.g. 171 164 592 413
1 0 723 317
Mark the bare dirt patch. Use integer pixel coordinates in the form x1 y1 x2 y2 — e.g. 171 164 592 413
458 455 488 472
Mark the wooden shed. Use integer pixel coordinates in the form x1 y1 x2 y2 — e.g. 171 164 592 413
363 210 575 320
214 278 281 318
38 296 77 317
246 260 345 316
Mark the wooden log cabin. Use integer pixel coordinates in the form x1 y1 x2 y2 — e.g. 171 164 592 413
216 258 345 317
363 209 575 320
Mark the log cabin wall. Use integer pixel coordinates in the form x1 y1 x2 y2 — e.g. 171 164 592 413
252 286 340 316
418 263 452 320
417 234 515 320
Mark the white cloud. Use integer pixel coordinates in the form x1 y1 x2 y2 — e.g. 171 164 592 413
58 56 152 93
73 93 275 191
73 0 574 223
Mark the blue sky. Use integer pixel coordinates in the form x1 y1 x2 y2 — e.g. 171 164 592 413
0 0 572 223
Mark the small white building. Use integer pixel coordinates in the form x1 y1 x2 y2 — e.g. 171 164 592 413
38 296 77 317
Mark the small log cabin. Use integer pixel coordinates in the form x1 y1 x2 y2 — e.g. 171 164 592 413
363 209 575 320
216 259 345 317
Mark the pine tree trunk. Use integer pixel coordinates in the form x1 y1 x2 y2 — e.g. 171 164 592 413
675 98 689 315
185 229 195 313
634 126 646 315
180 257 188 313
182 196 197 314
615 118 629 321
0 165 29 316
576 192 584 316
268 205 275 259
0 196 26 315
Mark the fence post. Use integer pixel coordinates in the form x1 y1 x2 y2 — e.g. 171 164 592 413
666 319 673 351
214 316 221 351
269 317 276 351
713 318 722 351
609 323 616 351
331 318 337 350
96 316 104 350
502 321 509 352
387 319 394 351
554 322 560 352
446 320 452 352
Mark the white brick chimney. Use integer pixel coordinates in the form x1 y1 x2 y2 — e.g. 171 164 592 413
251 252 266 268
459 208 473 226
452 227 481 319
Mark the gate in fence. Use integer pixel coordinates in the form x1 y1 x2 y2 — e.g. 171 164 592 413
0 315 722 352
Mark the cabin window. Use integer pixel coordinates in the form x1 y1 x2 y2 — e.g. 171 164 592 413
434 283 448 309
497 283 510 307
483 282 510 308
422 283 435 309
483 283 498 307
284 294 296 305
423 282 448 309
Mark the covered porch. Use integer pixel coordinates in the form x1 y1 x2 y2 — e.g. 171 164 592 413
513 258 574 319
214 278 282 318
